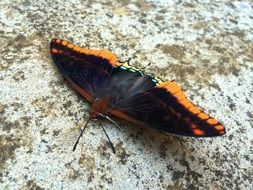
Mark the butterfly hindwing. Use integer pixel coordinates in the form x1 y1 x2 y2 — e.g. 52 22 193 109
111 80 225 137
50 39 118 102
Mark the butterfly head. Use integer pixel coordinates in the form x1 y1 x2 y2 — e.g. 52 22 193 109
90 97 110 119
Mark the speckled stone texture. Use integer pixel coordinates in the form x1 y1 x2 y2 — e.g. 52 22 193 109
0 0 252 189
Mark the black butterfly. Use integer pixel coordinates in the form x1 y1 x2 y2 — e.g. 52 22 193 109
50 39 225 153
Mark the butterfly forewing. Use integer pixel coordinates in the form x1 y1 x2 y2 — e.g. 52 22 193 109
50 39 117 102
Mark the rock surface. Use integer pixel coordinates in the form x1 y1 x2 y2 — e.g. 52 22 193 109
0 0 252 189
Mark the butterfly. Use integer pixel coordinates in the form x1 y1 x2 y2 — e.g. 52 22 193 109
50 39 225 152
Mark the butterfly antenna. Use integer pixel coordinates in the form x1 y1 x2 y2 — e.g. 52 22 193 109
141 62 152 71
126 58 131 64
98 120 116 154
72 117 91 151
105 115 123 131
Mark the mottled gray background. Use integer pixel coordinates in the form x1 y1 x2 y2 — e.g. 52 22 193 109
0 0 252 189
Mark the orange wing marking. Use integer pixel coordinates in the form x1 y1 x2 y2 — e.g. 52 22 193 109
174 91 185 101
207 118 219 125
190 124 206 136
193 128 205 136
214 125 224 131
54 39 118 66
67 43 74 49
189 106 201 114
158 82 180 94
158 81 225 135
51 48 63 54
73 46 81 52
55 39 61 43
51 48 59 54
180 99 192 108
158 82 202 116
61 40 68 46
157 82 223 126
198 113 209 120
191 124 197 129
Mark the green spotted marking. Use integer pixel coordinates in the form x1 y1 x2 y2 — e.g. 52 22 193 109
116 61 163 85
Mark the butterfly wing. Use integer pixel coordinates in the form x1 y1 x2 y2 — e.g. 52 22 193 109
50 39 119 102
111 81 225 137
50 39 225 137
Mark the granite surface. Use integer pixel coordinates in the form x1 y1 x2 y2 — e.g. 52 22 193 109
0 0 253 189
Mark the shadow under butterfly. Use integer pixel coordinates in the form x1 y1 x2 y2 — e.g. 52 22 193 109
50 39 226 154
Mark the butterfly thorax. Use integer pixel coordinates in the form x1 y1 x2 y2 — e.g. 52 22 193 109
90 97 111 119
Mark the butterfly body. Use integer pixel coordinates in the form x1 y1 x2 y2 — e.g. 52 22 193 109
50 39 225 137
90 70 156 122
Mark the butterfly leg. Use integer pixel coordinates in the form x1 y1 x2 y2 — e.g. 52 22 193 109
118 58 132 65
72 117 91 151
141 62 152 72
98 120 116 154
105 115 123 131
